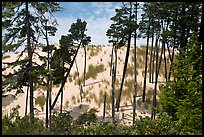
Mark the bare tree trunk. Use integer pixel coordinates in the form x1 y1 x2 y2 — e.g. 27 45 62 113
151 37 163 120
142 17 150 103
25 86 29 116
116 2 133 112
42 19 52 128
60 61 65 114
112 66 115 124
168 12 177 81
152 34 159 83
110 45 114 76
26 2 34 123
163 43 168 82
83 46 86 86
133 2 138 126
149 32 154 83
51 44 81 110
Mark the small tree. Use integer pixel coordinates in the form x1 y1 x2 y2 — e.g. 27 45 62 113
159 32 202 131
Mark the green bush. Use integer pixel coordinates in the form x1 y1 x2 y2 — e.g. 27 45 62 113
2 106 48 135
50 112 74 135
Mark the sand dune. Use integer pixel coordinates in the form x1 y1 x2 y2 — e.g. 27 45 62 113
2 45 169 125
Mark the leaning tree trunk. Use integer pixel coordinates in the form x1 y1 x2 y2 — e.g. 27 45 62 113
51 43 82 110
115 3 133 112
26 2 34 123
142 17 151 103
115 32 132 112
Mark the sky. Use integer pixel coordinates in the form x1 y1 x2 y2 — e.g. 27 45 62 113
2 2 146 54
49 2 146 46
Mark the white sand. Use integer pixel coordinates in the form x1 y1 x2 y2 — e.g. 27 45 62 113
2 45 168 125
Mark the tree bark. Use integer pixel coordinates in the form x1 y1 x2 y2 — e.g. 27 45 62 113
25 85 29 116
115 2 133 112
110 45 114 76
112 65 115 124
133 2 138 126
26 2 34 123
83 46 86 86
142 17 150 103
151 37 163 120
51 44 81 110
149 31 154 83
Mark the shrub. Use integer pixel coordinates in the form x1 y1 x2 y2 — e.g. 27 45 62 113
35 94 46 111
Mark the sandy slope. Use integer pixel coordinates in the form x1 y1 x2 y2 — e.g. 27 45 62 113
2 45 168 125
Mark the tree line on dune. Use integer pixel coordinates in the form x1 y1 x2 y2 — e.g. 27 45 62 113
2 2 202 134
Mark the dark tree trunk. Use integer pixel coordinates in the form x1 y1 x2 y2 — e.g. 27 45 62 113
149 31 154 83
112 66 115 124
163 43 168 82
26 2 34 123
45 20 51 128
151 37 157 83
51 44 81 110
115 3 133 112
142 17 150 103
110 45 114 76
25 86 29 116
60 61 65 114
151 39 163 120
133 2 138 126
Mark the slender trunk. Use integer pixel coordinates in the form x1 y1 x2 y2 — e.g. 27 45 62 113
168 44 175 81
115 2 133 112
103 92 107 120
168 12 177 81
166 43 172 64
49 52 53 129
75 60 83 103
163 43 168 82
142 17 150 103
25 86 29 116
51 45 81 110
112 66 115 124
83 46 86 86
110 45 114 76
151 37 157 83
114 45 117 79
151 38 163 120
26 2 34 123
133 2 137 126
44 20 51 128
149 32 154 83
60 61 65 113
